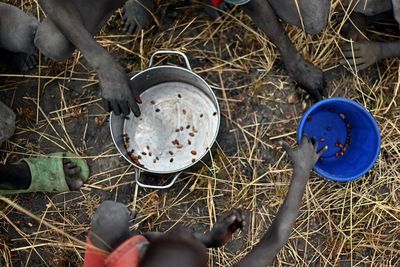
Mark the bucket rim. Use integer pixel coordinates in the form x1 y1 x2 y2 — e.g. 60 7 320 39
297 97 381 182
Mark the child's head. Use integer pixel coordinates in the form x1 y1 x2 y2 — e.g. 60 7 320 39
140 229 207 267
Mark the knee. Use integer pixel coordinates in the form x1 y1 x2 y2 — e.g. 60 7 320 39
302 1 329 35
34 18 75 61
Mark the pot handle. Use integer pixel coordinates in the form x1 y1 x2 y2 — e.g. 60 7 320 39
149 50 192 71
135 169 181 189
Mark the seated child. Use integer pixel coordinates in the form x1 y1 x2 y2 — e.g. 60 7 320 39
84 135 327 267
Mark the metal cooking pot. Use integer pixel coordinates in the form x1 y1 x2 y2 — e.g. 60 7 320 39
110 51 220 189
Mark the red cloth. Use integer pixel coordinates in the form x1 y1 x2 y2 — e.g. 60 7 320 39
84 237 109 267
84 235 148 267
210 0 224 6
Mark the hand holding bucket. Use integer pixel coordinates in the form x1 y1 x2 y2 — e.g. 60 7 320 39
297 98 381 182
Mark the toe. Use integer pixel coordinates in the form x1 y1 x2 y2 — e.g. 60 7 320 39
65 166 81 176
66 177 83 190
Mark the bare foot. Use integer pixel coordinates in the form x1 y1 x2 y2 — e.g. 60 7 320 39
63 159 84 190
122 0 154 34
340 41 382 70
284 54 327 100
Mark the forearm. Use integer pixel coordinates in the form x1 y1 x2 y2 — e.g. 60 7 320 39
241 0 298 60
235 169 310 267
195 231 219 248
38 0 113 70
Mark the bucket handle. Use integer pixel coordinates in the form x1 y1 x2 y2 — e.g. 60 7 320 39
135 169 181 189
149 50 192 71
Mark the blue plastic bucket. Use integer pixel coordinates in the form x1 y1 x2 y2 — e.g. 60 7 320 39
297 98 380 182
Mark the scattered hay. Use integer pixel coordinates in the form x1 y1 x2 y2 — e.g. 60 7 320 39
0 0 399 266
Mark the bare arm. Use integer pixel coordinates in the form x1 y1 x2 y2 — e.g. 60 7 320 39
38 0 141 116
241 0 326 100
143 209 245 248
234 135 327 267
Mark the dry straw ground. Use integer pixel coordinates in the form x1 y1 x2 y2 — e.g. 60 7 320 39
0 0 399 266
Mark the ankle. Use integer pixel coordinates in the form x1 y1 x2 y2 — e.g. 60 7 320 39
0 162 31 189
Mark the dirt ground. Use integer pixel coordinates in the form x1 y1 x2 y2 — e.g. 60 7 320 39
1 0 399 266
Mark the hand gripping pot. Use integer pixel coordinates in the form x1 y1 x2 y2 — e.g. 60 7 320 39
110 51 220 189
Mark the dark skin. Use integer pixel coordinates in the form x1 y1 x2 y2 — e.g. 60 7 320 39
36 0 142 116
125 0 329 100
89 136 327 266
35 0 329 117
241 0 329 101
0 3 38 70
340 0 400 70
0 3 83 191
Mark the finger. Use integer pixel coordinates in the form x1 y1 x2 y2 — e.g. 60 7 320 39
319 86 328 99
346 57 365 65
134 25 143 35
357 62 372 71
226 215 237 224
120 101 130 116
280 141 293 155
342 49 363 58
301 133 309 145
234 209 243 222
111 100 122 116
317 145 328 157
310 137 317 149
128 23 136 34
312 89 322 101
104 100 112 112
66 177 83 190
135 95 142 104
341 44 361 52
27 56 36 69
128 98 141 117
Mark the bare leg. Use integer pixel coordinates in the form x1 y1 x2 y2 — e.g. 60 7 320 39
36 0 141 116
268 0 330 35
0 159 84 190
242 0 327 100
35 0 126 61
234 136 327 267
122 0 154 34
0 3 38 70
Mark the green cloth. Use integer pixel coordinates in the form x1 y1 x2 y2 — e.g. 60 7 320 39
0 152 89 195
